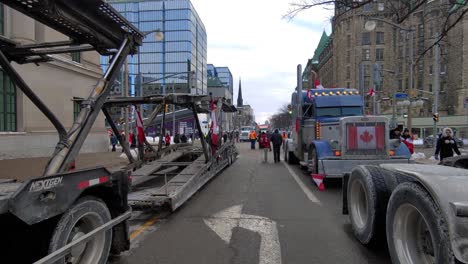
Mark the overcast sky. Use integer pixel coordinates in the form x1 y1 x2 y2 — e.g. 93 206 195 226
191 0 333 124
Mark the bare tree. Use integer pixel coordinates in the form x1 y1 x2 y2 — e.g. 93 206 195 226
285 0 468 61
269 104 292 129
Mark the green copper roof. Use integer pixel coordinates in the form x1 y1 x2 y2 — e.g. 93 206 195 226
311 30 330 63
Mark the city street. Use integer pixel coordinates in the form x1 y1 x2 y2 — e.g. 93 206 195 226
111 142 391 264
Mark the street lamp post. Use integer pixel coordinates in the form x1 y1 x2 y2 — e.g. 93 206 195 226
365 18 415 129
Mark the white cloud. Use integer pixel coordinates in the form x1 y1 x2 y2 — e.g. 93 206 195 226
192 0 333 124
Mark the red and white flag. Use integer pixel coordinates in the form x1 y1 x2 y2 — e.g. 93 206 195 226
311 174 325 191
367 88 375 97
314 79 324 89
210 98 218 136
135 107 145 146
347 125 385 150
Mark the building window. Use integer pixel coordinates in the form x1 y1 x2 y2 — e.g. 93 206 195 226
71 52 81 63
376 48 384 61
346 82 350 88
73 98 83 121
398 63 403 74
378 3 385 11
346 66 351 79
362 32 371 45
440 81 445 92
405 78 409 90
346 50 350 63
429 65 433 75
398 80 403 91
0 71 16 132
376 32 384 44
346 20 350 30
398 46 404 58
364 65 370 76
440 63 446 74
363 3 373 12
362 48 370 60
347 35 351 47
418 24 424 38
429 84 432 92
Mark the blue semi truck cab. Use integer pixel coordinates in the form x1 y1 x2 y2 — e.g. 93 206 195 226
284 88 411 179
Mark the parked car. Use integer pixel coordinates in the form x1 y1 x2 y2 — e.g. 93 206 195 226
423 134 464 148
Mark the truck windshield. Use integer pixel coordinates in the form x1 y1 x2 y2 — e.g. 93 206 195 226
316 106 362 117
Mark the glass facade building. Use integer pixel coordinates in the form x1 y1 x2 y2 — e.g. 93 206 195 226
102 0 207 99
215 67 233 95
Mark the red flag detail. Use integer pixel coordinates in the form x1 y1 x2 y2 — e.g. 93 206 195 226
135 108 145 145
375 125 385 150
347 126 358 150
311 174 325 191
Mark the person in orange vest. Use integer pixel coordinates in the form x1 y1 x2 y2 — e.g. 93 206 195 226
249 130 257 150
281 131 288 149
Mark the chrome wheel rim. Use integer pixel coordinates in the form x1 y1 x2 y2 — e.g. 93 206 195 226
65 212 106 264
350 179 368 230
393 204 435 264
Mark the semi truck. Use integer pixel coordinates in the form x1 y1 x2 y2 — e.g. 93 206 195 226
284 65 411 186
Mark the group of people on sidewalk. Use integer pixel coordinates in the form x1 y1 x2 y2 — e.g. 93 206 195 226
390 126 461 161
250 129 285 163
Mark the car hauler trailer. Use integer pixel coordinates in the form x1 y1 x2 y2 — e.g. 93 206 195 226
0 1 238 263
342 157 468 263
284 65 411 187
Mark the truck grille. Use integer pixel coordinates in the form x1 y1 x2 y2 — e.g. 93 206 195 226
344 122 387 156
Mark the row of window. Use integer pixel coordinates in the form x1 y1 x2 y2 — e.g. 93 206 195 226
361 48 384 61
361 32 385 46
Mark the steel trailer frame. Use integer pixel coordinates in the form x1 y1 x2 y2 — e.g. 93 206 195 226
0 0 143 262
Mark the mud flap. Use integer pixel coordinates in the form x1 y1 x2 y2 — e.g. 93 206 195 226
342 173 349 215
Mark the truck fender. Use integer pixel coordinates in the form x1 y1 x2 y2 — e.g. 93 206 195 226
310 140 333 159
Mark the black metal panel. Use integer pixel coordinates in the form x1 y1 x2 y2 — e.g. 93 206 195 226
8 167 117 225
0 0 143 54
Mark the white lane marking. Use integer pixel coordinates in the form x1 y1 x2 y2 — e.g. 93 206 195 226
282 162 322 206
204 204 282 264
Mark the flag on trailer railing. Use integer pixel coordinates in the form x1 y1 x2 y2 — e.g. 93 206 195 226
135 107 145 146
314 79 324 89
367 88 375 97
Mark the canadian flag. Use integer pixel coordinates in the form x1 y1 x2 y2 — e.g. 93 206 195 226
347 125 385 150
367 88 375 97
135 107 146 146
210 98 218 136
314 79 324 89
311 174 325 191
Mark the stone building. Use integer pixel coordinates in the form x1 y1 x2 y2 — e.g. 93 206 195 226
0 5 107 159
309 0 467 134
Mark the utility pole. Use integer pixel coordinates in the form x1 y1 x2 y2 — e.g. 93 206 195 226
407 29 415 132
433 32 440 144
124 58 129 138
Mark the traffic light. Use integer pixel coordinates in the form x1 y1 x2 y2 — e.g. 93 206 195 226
433 113 439 122
165 104 169 113
287 104 292 114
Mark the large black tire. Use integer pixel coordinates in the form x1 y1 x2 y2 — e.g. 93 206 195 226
347 165 389 246
49 196 112 264
308 145 318 174
386 182 456 264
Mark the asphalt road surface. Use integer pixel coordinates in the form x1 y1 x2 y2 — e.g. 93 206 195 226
111 142 391 264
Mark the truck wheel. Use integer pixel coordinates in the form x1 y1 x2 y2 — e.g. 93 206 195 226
386 182 456 264
49 196 112 264
308 145 318 174
348 166 388 246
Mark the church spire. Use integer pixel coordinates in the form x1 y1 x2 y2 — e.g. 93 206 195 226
237 77 243 107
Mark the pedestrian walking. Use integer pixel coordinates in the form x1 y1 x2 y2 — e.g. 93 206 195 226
165 133 171 147
110 133 118 152
270 129 283 163
259 132 271 162
281 131 288 149
181 134 188 143
223 133 228 144
235 130 240 143
435 127 461 161
249 130 257 150
400 128 414 154
174 133 180 144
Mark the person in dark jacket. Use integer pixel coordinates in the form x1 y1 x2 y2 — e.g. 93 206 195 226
270 129 283 163
181 134 188 143
174 133 181 144
435 127 461 161
110 133 118 152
